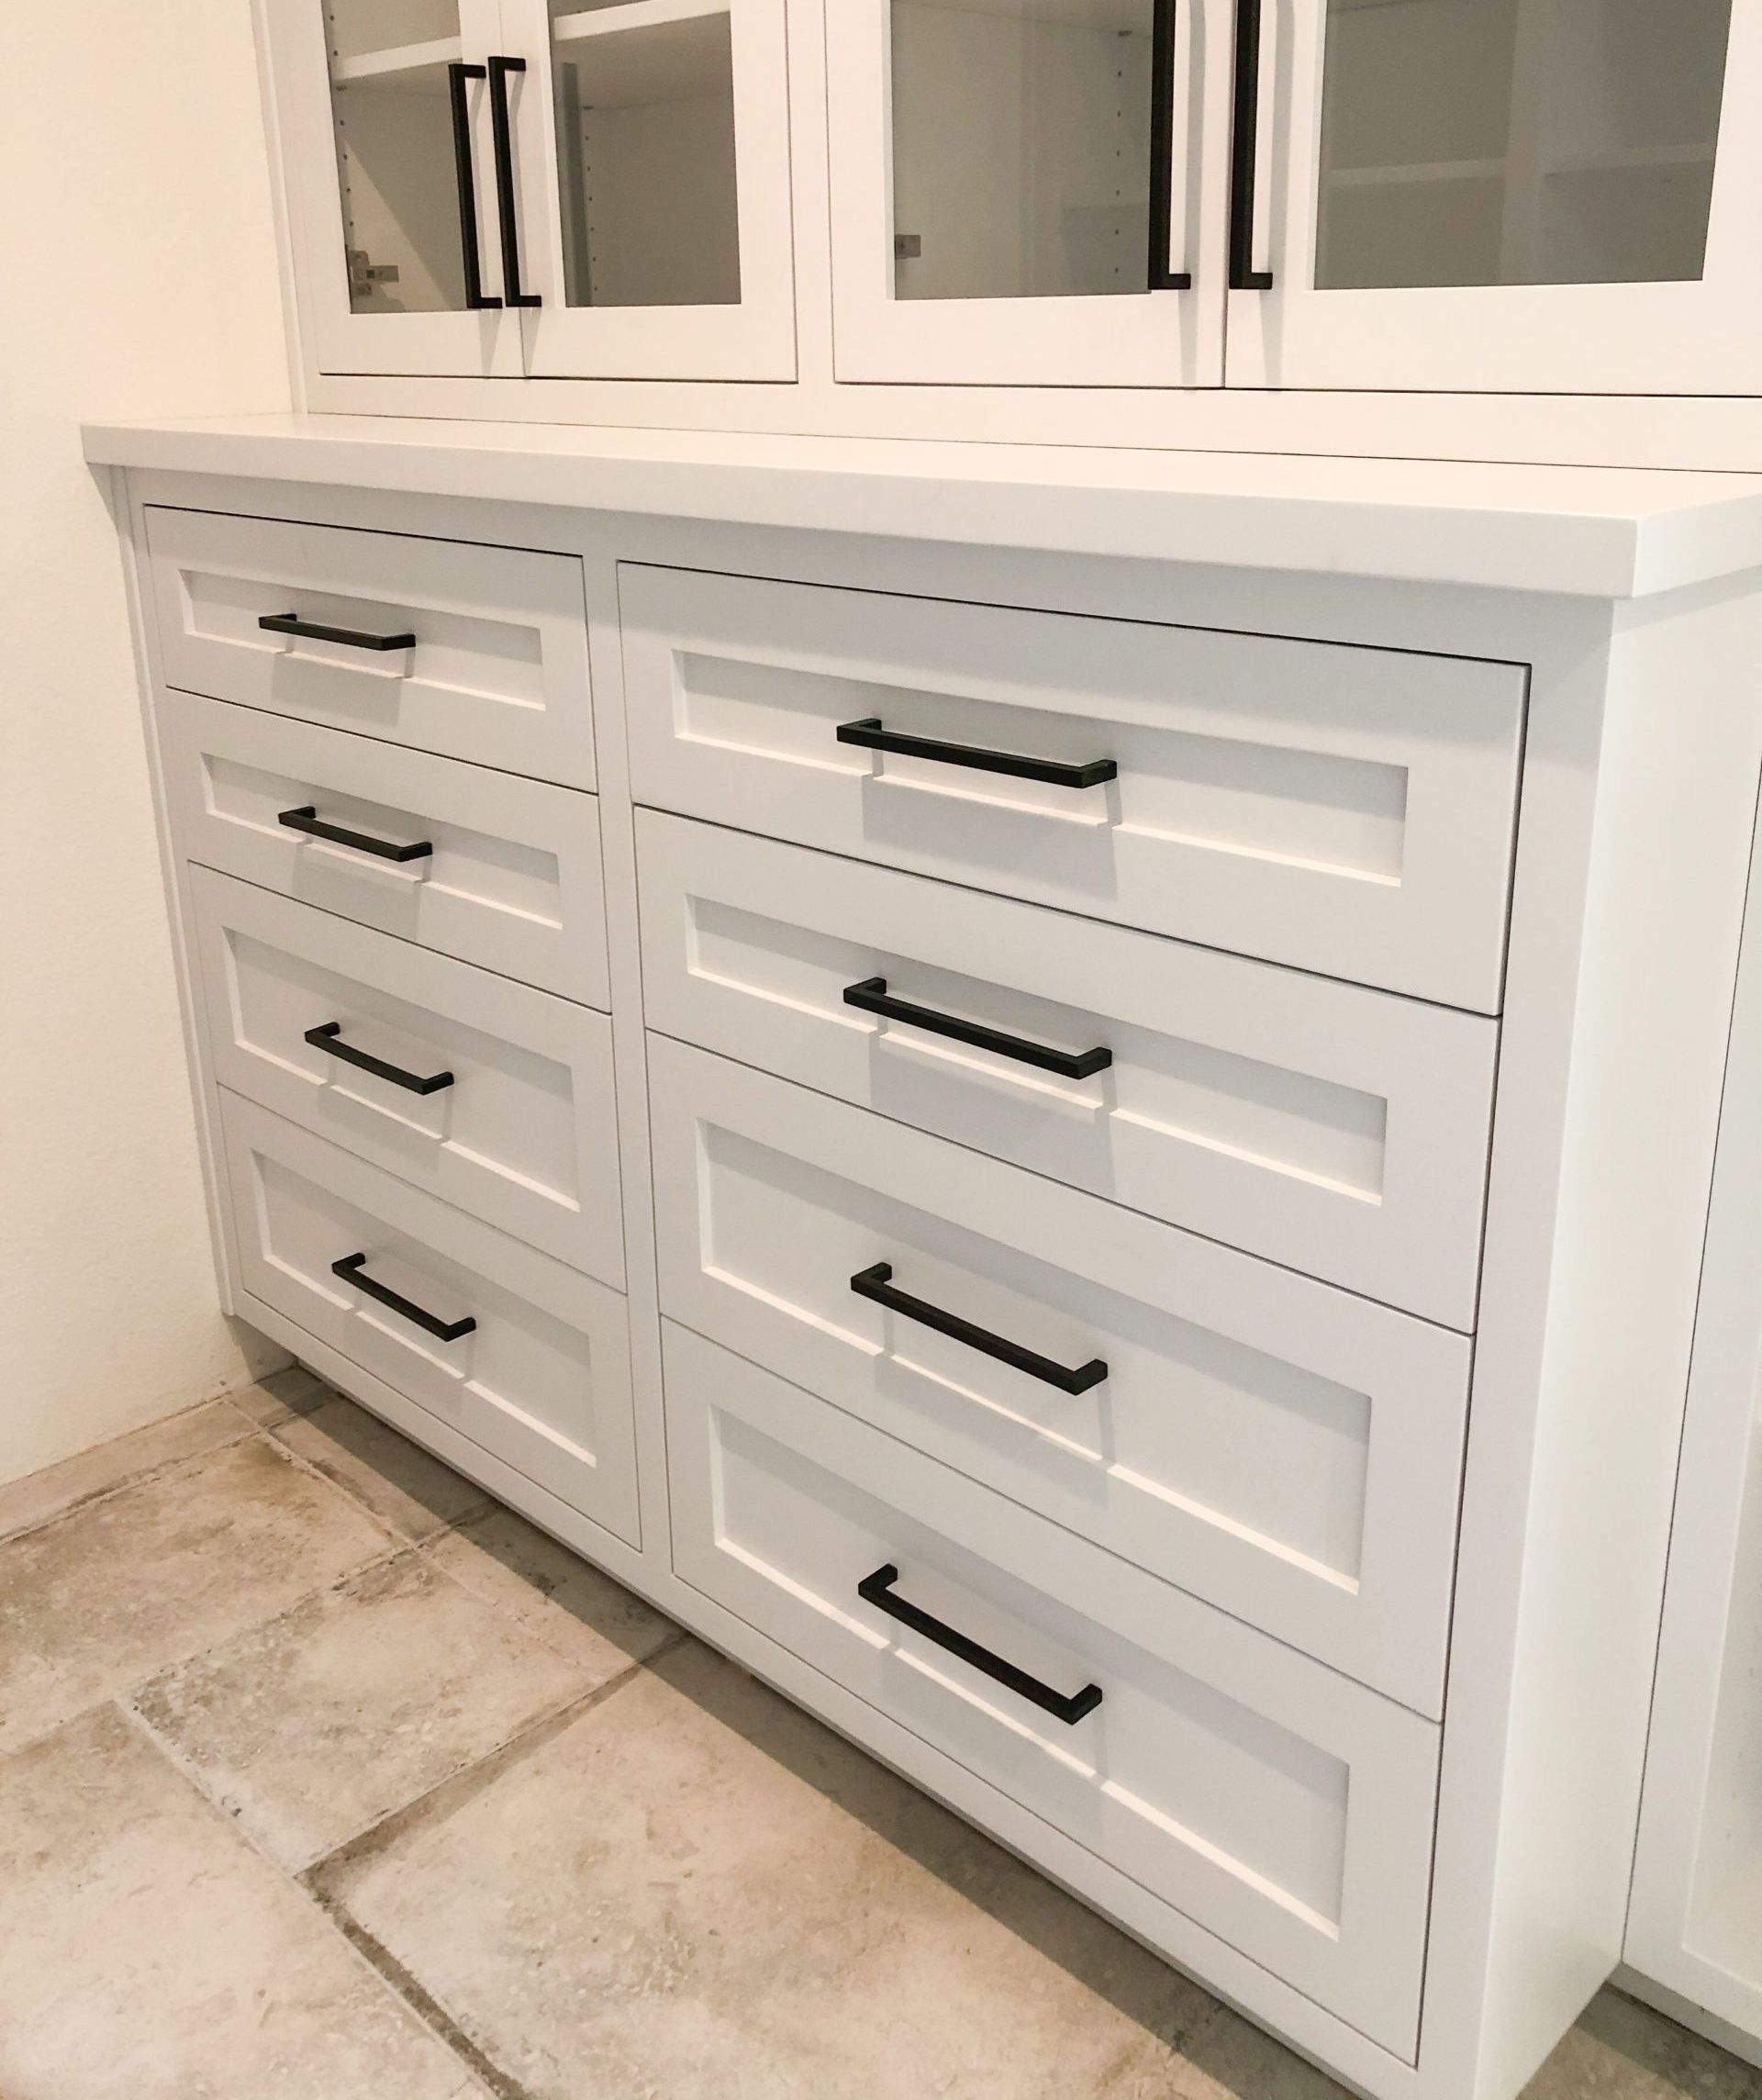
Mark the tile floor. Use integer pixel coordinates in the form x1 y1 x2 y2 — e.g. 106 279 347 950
3 1368 1756 2100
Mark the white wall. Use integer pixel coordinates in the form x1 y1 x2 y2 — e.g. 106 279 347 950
0 6 294 1483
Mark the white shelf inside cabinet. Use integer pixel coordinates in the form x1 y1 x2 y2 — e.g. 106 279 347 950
330 36 462 92
1323 160 1508 191
896 0 1149 26
551 0 731 109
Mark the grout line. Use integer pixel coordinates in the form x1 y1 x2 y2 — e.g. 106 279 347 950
0 1406 256 1549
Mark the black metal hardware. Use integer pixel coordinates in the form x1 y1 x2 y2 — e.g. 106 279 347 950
836 720 1117 793
331 1254 476 1343
276 807 433 865
851 1262 1109 1395
487 58 542 308
857 1564 1104 1726
259 614 417 653
842 978 1112 1082
1228 0 1274 290
448 61 502 311
1146 0 1192 291
305 1022 454 1098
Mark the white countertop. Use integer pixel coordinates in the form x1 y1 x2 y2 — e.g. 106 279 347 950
81 412 1762 600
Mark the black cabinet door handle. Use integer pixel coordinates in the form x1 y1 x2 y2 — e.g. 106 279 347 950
277 807 433 864
487 58 541 308
851 1263 1108 1395
842 978 1112 1082
858 1564 1103 1726
1228 0 1274 290
331 1254 476 1342
448 60 503 311
305 1022 454 1098
1146 0 1192 291
259 613 417 653
837 719 1117 793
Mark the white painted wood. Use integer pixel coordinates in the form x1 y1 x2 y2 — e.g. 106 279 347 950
158 688 609 1007
145 504 597 787
619 563 1526 1010
649 1034 1472 1714
635 809 1499 1326
219 1087 641 1544
188 866 625 1284
664 1319 1441 2058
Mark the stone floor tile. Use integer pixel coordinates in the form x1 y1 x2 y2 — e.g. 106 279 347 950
1521 1988 1762 2098
230 1364 333 1429
1143 2001 1354 2098
269 1396 491 1543
316 1636 1218 2100
0 1398 250 1544
426 1503 677 1679
0 1705 484 2100
0 1436 393 1755
133 1549 595 1871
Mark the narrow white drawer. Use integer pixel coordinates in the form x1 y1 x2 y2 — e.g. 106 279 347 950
637 810 1497 1328
147 508 597 788
649 1037 1469 1715
221 1092 638 1546
191 868 623 1286
619 565 1525 1011
665 1323 1437 2058
161 690 608 1009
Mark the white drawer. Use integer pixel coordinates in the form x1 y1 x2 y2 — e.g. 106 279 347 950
665 1323 1438 2058
191 869 623 1286
162 691 608 1009
220 1092 638 1546
649 1037 1469 1715
147 508 597 788
637 810 1497 1328
619 565 1525 1011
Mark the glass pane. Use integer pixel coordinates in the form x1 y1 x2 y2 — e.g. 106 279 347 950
1315 0 1734 292
549 6 742 308
889 0 1157 302
324 0 472 314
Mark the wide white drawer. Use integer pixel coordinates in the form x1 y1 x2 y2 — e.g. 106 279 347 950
147 508 597 788
619 565 1525 1011
649 1037 1469 1715
220 1092 638 1546
162 690 608 1009
637 810 1497 1327
191 869 623 1286
665 1323 1438 2058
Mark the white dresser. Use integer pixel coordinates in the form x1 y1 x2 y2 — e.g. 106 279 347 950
86 419 1762 2100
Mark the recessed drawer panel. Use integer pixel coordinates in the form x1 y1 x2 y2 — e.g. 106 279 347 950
637 810 1497 1328
161 691 608 1009
649 1037 1470 1715
220 1091 638 1546
620 565 1525 1011
665 1322 1437 2059
191 868 623 1286
147 508 596 787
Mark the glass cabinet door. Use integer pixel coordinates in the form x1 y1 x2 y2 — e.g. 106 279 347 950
1232 0 1762 393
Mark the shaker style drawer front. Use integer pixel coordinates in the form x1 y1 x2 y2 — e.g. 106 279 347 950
146 508 597 788
190 869 623 1286
160 691 609 1009
619 565 1526 1011
648 1037 1470 1715
665 1323 1439 2059
220 1092 639 1547
637 810 1498 1328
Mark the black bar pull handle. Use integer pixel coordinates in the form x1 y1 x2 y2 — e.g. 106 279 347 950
843 978 1112 1083
1146 0 1192 291
332 1254 477 1343
851 1262 1108 1396
837 719 1117 794
447 61 502 311
487 58 541 308
1228 0 1274 290
277 807 433 865
306 1022 454 1098
858 1564 1103 1726
259 614 417 653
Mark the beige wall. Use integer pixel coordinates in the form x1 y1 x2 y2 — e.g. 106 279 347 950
1 7 294 1482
